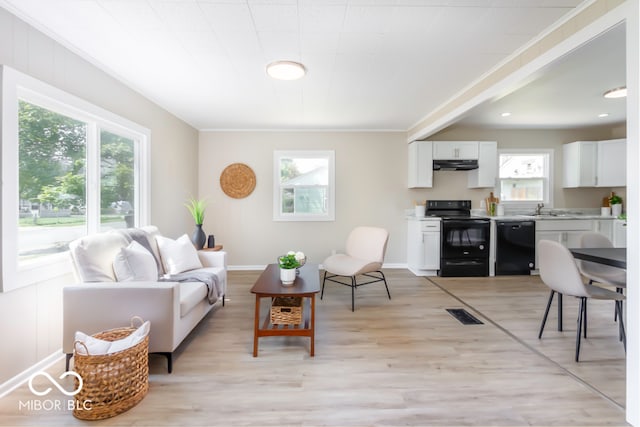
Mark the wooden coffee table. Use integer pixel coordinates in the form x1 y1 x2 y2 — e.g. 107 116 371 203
250 263 320 357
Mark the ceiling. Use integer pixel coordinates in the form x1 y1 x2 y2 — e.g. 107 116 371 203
454 22 626 129
2 0 623 132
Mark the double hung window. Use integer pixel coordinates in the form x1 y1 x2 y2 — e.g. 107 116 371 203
273 151 335 221
496 149 553 207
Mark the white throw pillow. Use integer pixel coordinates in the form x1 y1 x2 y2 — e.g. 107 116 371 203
74 321 150 356
113 241 158 282
156 234 203 275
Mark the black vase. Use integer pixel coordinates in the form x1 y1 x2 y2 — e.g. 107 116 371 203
191 224 206 250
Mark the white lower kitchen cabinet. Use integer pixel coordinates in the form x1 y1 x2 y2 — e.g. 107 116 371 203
593 219 614 242
535 220 593 268
407 219 441 276
613 219 627 247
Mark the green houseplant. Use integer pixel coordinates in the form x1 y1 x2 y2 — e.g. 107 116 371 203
185 197 207 249
185 197 207 225
609 194 623 218
609 194 622 206
278 251 306 285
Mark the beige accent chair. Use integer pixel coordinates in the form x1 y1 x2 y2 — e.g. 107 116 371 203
63 226 227 373
321 226 390 311
537 239 625 362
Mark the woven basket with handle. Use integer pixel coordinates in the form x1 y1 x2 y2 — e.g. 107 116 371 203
72 317 149 420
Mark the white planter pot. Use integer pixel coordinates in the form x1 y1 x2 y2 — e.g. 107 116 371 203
280 268 296 286
611 203 622 218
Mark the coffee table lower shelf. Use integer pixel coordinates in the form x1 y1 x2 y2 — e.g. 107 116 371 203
252 294 315 357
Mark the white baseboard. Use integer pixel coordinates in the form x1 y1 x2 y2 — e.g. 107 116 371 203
228 265 267 271
0 351 64 399
228 263 408 271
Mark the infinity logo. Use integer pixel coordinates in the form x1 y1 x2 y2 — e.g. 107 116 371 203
28 371 83 397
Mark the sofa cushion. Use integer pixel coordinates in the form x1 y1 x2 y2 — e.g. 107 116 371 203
113 241 159 282
179 282 208 317
116 227 164 277
156 234 203 275
69 232 129 282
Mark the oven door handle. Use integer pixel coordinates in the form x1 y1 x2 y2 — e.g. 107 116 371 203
443 219 490 227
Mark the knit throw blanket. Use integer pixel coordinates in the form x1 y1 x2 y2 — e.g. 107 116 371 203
161 270 222 305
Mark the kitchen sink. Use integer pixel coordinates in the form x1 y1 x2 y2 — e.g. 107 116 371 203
518 213 572 219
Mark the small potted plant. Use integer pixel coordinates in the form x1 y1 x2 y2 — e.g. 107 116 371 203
278 251 306 285
185 197 207 249
609 193 623 218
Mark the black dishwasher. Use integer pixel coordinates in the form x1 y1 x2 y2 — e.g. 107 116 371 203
495 220 536 275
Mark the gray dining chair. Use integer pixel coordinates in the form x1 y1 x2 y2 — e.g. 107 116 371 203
321 226 390 311
537 239 625 361
578 232 626 290
578 231 626 320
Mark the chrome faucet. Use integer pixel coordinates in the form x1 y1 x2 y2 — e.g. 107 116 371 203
535 203 544 215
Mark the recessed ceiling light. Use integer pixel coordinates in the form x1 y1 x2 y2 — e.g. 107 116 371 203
603 86 627 99
598 113 610 118
501 112 511 117
266 61 306 80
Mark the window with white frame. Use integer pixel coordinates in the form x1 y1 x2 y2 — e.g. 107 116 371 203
497 149 553 207
1 66 150 292
273 150 335 221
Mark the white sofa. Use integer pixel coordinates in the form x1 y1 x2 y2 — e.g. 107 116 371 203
63 226 227 373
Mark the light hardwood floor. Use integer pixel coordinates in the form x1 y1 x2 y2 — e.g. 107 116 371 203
0 269 628 426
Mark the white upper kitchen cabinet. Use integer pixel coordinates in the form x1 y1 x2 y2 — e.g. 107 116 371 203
468 141 497 188
563 139 626 188
408 140 433 188
597 138 626 187
432 141 479 160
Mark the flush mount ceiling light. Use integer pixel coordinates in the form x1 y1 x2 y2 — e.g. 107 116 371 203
598 113 610 118
603 86 627 99
266 61 306 80
500 112 511 117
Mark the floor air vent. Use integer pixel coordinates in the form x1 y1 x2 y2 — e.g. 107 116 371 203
446 308 483 325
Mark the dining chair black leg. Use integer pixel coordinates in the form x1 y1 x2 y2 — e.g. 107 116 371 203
557 293 563 331
575 297 586 362
615 287 623 324
583 298 588 339
538 290 555 339
616 300 626 350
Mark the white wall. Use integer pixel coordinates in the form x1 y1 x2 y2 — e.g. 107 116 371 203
200 126 629 268
0 7 198 385
198 131 410 267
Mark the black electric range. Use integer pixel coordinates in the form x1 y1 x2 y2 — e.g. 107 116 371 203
424 200 490 277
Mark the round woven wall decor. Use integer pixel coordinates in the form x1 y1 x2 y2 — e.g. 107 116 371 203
220 163 256 199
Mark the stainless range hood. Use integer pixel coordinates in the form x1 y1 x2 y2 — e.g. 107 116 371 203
433 159 479 171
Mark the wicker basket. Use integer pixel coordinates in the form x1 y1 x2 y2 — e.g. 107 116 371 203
271 296 303 325
72 319 149 420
